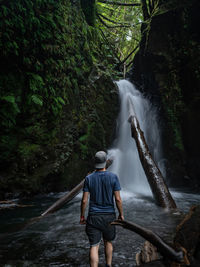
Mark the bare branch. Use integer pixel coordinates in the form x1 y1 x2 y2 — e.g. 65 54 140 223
120 45 139 65
99 28 121 60
97 14 130 28
98 13 130 25
98 0 141 6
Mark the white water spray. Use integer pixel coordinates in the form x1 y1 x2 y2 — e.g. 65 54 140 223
108 80 165 195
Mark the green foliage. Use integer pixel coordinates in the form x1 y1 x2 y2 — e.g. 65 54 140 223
161 65 185 152
165 107 184 151
18 142 41 158
79 123 95 159
0 0 119 195
30 94 43 106
0 95 20 127
96 0 143 69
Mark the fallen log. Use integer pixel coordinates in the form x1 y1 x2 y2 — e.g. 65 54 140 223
133 206 200 266
41 158 113 217
112 220 184 263
127 97 176 209
41 179 84 217
0 200 14 204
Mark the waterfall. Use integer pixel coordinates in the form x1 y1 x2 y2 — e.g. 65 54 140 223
108 80 165 195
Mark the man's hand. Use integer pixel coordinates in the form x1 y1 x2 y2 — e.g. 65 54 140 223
80 216 86 224
118 214 124 221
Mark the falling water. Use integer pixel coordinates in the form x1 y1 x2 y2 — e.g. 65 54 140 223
108 80 165 195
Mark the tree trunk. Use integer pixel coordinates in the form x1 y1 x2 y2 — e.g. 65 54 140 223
112 220 184 263
141 0 150 20
127 97 177 209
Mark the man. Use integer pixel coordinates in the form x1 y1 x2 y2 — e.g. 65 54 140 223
80 151 124 267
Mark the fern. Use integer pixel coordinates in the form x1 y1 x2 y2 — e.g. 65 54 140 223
31 94 43 106
0 95 20 114
57 96 65 105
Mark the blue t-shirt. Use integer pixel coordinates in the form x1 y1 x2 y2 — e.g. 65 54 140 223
83 170 121 214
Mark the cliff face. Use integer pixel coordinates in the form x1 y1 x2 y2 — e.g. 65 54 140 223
0 0 119 198
130 0 200 187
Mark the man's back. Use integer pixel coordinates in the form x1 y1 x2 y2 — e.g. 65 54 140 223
83 170 121 214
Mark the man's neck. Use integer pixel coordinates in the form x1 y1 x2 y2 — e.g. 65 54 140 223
95 168 106 172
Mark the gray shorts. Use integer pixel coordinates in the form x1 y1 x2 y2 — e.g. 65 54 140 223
86 213 116 247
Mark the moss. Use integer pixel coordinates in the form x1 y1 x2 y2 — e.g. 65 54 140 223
0 0 120 195
131 0 200 185
79 122 95 159
17 142 41 158
161 69 185 152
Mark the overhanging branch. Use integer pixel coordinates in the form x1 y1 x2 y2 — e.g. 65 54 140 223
98 0 141 6
98 13 130 26
97 14 130 28
99 28 121 61
119 45 139 66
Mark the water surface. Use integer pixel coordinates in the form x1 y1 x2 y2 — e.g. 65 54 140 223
0 190 200 267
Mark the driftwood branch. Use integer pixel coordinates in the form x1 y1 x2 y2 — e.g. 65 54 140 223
41 159 113 217
98 0 141 7
112 219 184 263
127 97 177 210
0 201 33 210
41 179 84 217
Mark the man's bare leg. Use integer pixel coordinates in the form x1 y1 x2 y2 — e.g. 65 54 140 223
104 240 113 266
90 245 99 267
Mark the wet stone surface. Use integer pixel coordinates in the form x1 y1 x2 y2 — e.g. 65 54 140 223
0 190 200 266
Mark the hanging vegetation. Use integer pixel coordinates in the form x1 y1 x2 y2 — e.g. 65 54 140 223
96 0 143 70
0 0 120 196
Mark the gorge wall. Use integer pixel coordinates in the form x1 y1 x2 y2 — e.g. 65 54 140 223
130 0 200 188
0 0 119 198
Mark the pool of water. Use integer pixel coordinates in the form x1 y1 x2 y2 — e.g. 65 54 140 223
0 189 200 267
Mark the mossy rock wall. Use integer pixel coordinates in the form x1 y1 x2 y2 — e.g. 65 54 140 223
0 0 119 198
129 0 200 187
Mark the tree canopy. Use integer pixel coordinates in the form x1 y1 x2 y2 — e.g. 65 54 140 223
96 0 143 70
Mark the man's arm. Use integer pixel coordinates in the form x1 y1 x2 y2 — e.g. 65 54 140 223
80 191 89 224
114 191 124 220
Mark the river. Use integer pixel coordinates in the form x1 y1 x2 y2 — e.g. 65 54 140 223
0 190 200 266
1 80 199 266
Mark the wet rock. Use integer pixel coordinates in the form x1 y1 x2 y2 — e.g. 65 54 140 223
136 206 200 267
136 241 160 266
128 0 200 188
174 205 200 265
